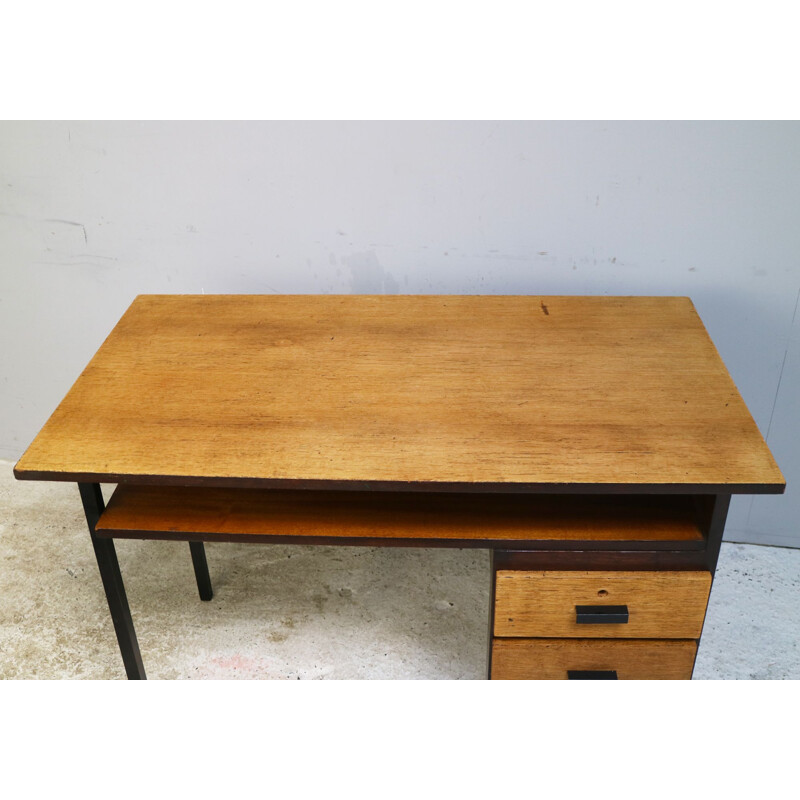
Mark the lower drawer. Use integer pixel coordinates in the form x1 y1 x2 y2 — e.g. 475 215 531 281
491 638 697 680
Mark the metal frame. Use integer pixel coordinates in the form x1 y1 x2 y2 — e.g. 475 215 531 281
78 482 146 680
79 483 731 681
189 541 213 601
79 482 213 680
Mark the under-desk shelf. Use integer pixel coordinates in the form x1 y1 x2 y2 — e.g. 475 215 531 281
96 486 706 550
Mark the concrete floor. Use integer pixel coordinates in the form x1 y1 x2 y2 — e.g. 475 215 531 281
2 460 798 679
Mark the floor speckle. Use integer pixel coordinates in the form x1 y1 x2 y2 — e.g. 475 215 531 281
2 461 798 679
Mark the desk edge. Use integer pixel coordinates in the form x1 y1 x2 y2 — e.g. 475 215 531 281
11 465 787 495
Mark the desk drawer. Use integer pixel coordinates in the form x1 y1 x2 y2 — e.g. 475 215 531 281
491 638 697 680
494 570 711 638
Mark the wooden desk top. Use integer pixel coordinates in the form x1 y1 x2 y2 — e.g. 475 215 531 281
14 294 784 493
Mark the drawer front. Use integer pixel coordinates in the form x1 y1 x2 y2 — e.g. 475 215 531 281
494 570 711 638
491 638 697 680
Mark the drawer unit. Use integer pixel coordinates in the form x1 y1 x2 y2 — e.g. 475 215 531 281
491 638 698 680
494 570 712 639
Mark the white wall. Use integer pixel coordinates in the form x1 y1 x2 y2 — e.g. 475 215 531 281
1 121 798 545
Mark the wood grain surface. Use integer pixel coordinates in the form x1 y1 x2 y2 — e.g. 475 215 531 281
491 638 697 680
494 569 711 638
14 295 784 491
95 485 705 545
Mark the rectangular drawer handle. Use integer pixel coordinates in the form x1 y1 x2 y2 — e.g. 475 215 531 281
575 605 629 624
568 670 618 680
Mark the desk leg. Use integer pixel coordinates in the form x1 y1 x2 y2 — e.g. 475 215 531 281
78 483 146 680
189 542 213 601
487 549 496 680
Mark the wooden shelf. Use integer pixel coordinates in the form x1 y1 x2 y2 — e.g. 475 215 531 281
95 485 706 549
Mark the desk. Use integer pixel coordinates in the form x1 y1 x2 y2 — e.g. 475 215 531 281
14 295 784 679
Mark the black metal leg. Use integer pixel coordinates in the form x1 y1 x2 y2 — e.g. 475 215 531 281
78 483 146 680
189 541 213 601
705 493 732 575
691 492 732 679
487 549 496 680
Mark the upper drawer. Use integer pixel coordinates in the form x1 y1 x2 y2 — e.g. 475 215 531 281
494 570 711 638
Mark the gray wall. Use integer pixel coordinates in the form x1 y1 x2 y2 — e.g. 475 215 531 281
1 121 798 545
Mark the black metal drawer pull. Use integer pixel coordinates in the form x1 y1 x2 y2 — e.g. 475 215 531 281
575 605 629 624
568 670 618 680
